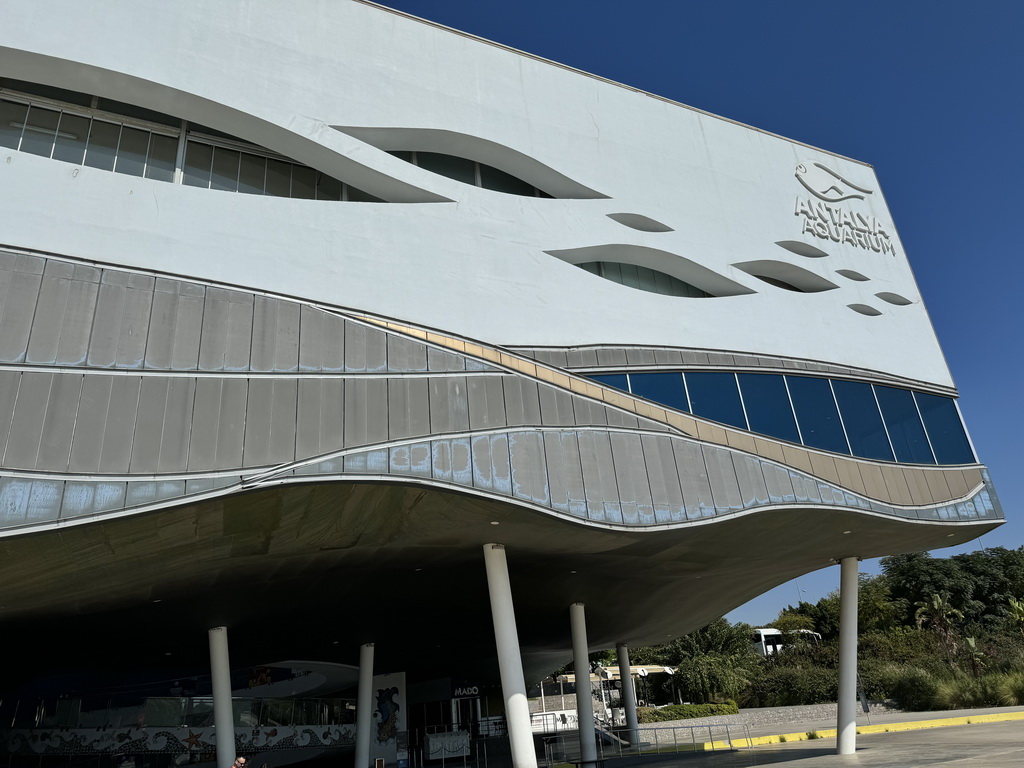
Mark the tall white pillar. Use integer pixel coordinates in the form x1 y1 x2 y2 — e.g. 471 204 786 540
837 557 859 755
482 544 538 768
570 603 597 766
616 643 639 743
208 627 235 768
355 643 375 768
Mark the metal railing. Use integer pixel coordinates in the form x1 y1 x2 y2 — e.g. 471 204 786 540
540 722 756 765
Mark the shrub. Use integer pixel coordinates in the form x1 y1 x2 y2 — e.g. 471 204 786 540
997 671 1024 705
743 665 838 707
635 701 739 723
886 666 942 710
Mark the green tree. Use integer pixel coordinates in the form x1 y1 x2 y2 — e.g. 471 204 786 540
915 593 965 667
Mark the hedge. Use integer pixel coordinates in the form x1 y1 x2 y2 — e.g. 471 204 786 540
636 701 739 723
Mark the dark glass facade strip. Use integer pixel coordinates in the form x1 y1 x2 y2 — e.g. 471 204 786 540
585 369 974 467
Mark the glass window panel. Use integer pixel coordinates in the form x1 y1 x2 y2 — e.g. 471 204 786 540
237 153 267 194
915 392 974 464
291 165 316 199
265 159 291 197
601 261 622 284
635 265 659 294
345 185 384 203
210 147 241 191
0 99 29 149
114 126 149 177
577 262 601 276
19 104 60 157
145 133 177 182
416 151 477 185
875 385 934 464
478 163 535 195
389 150 414 162
737 373 799 443
685 372 747 429
629 372 688 412
52 113 91 164
787 376 850 454
589 374 628 392
832 380 894 461
84 120 121 171
182 141 213 187
618 263 641 289
314 172 342 201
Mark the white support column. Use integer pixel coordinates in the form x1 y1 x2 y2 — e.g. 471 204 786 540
482 544 538 768
208 627 235 768
837 557 859 755
570 603 597 766
616 643 639 743
355 643 375 768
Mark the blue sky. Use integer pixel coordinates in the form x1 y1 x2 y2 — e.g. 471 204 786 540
372 1 1024 625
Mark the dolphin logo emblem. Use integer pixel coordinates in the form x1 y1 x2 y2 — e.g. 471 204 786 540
795 162 873 202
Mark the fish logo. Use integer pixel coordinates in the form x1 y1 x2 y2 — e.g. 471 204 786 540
795 162 873 202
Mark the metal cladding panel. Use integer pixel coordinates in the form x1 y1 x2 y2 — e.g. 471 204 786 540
145 279 205 370
343 447 388 474
653 349 685 366
5 372 54 469
61 481 126 518
390 440 432 478
250 296 300 372
125 479 187 509
703 445 744 513
0 370 21 458
190 378 247 470
605 409 640 429
295 378 345 459
343 322 388 373
762 462 797 503
160 377 197 472
640 434 686 523
542 432 584 515
428 376 469 434
508 431 550 507
625 348 658 366
596 348 627 367
467 376 507 430
243 378 298 466
732 453 771 508
500 376 539 428
199 288 254 371
577 430 621 523
70 375 115 473
565 349 599 368
25 262 100 366
610 432 654 525
817 481 845 507
0 262 42 363
427 347 468 371
570 395 608 427
129 377 196 473
538 386 576 426
0 477 64 526
387 377 431 440
672 440 716 519
298 305 347 372
789 470 823 504
97 375 143 472
344 377 388 447
88 274 155 368
386 334 428 373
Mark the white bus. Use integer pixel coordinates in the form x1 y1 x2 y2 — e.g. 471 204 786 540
751 628 822 656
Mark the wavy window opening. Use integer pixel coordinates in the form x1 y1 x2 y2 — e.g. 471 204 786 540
577 261 712 298
389 150 553 197
0 78 382 202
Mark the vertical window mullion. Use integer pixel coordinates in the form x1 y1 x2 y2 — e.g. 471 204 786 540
682 372 693 413
828 379 854 456
870 384 899 463
911 392 939 465
109 124 125 173
734 373 751 431
782 376 804 446
173 120 188 184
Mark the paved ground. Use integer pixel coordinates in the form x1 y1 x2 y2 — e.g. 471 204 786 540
602 707 1024 767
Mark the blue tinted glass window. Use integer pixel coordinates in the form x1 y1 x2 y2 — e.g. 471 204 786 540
629 372 689 412
915 392 974 464
589 374 628 392
832 380 894 461
737 373 799 443
685 372 746 429
874 385 934 464
787 376 850 454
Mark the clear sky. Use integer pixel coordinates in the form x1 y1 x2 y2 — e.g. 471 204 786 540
370 1 1024 625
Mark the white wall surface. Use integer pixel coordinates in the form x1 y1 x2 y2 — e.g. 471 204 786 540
0 0 953 387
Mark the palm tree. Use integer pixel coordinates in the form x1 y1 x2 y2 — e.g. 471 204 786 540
915 593 964 668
